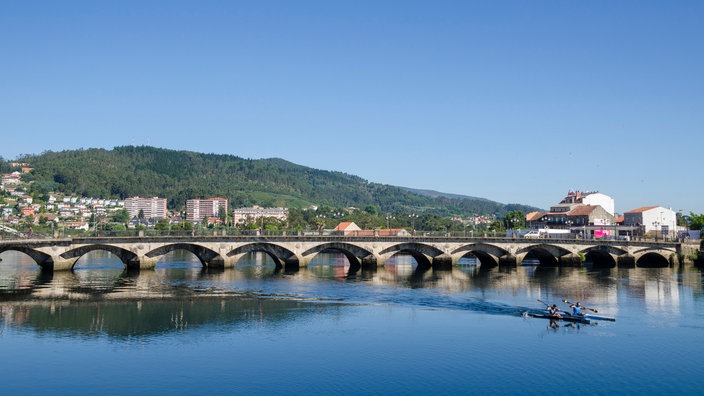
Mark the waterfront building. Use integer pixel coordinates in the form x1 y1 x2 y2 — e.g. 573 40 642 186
186 197 228 223
332 222 362 236
124 196 167 220
525 190 617 237
232 206 287 225
622 206 677 238
331 222 410 236
559 190 615 216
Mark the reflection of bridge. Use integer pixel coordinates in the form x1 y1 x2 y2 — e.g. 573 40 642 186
0 235 688 271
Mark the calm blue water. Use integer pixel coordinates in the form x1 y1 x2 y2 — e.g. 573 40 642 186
1 250 703 395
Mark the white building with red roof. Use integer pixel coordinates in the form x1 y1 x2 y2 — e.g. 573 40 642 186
623 206 677 237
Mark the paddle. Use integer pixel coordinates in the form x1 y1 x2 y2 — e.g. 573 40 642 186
562 299 598 313
537 299 571 316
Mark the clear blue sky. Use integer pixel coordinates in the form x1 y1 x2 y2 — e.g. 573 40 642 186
2 1 702 214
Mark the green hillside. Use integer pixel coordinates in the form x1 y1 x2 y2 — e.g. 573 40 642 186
16 146 539 217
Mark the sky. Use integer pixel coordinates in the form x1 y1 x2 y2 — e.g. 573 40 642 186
2 1 702 214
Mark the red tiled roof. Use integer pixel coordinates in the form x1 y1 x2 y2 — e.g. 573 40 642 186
568 206 598 216
525 211 545 221
625 206 659 213
334 222 354 231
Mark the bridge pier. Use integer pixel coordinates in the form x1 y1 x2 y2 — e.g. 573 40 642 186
617 254 636 268
30 249 79 271
559 253 582 267
284 255 300 272
361 254 378 270
139 256 159 270
499 254 517 267
432 254 453 270
43 256 79 271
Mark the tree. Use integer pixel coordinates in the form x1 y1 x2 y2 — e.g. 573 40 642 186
504 210 525 229
155 219 170 231
688 212 704 231
112 208 130 224
489 220 504 232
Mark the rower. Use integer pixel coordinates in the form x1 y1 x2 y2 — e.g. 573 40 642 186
570 302 584 316
548 304 562 318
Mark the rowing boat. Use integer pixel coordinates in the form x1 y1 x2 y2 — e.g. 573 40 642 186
526 313 591 324
581 313 616 322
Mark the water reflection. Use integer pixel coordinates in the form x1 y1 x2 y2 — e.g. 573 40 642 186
0 297 333 338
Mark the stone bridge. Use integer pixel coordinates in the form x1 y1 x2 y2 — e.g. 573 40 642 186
0 235 687 272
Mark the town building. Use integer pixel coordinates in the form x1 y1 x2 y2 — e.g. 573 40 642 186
232 206 287 225
332 222 410 237
622 206 677 239
332 222 362 236
525 190 617 238
124 196 167 220
557 190 615 216
186 197 228 223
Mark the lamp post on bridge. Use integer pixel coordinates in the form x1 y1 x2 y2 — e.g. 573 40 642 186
409 213 418 236
385 214 394 229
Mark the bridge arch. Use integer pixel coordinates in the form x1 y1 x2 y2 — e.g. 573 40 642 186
228 243 299 269
516 244 573 267
378 243 447 270
581 245 627 269
451 243 508 268
631 247 676 268
0 246 53 270
145 243 223 268
60 244 140 270
636 252 671 268
301 242 376 269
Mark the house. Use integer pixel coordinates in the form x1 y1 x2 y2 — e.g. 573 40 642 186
622 206 677 238
20 207 35 217
525 211 546 228
527 190 617 230
559 190 615 216
332 222 411 237
567 205 615 227
332 222 362 236
353 228 412 237
62 221 89 230
37 213 58 223
128 216 151 229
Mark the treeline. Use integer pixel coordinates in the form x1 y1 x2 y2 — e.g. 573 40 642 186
16 146 539 217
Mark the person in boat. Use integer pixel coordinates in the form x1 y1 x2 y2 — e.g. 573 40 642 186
548 304 562 318
570 302 585 316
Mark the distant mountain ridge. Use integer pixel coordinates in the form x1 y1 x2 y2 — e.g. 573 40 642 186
15 146 541 217
399 187 492 202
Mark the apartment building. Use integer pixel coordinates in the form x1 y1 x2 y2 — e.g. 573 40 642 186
232 206 287 225
186 197 228 222
124 196 167 219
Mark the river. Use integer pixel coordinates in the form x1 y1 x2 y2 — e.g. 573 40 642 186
1 250 703 395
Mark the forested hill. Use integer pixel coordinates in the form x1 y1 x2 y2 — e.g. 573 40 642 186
16 146 539 216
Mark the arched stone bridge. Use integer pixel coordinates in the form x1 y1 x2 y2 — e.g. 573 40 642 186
0 235 686 271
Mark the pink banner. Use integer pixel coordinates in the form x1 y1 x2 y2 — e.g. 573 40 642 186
594 229 611 238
